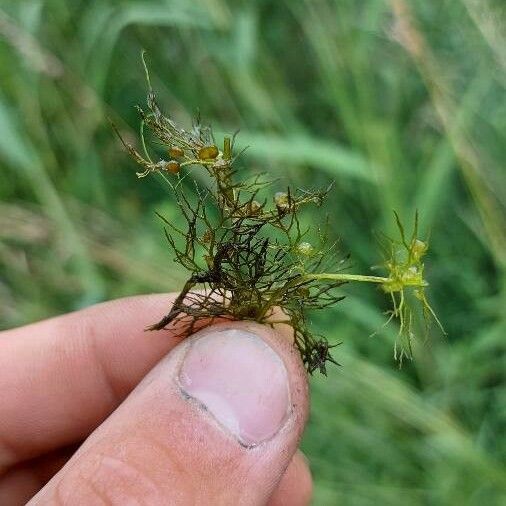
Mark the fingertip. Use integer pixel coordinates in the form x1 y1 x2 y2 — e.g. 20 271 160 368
268 451 313 506
177 321 309 447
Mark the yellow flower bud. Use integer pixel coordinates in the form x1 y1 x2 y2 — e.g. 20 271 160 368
198 145 219 160
168 146 184 158
249 200 262 215
165 160 181 173
274 192 289 210
297 242 314 256
411 239 428 261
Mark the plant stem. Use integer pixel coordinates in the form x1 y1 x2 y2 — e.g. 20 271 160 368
306 273 389 284
305 273 428 288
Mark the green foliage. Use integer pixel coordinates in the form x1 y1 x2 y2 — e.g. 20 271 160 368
115 57 443 373
115 63 346 373
0 0 505 503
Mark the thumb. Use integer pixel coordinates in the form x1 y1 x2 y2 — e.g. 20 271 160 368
30 321 310 505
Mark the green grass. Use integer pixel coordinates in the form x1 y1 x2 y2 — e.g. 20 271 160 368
1 0 505 504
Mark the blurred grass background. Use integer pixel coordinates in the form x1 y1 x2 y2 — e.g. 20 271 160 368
0 0 505 504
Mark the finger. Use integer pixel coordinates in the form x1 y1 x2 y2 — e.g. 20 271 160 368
30 321 310 505
0 447 73 506
267 451 313 506
0 447 311 505
0 293 185 471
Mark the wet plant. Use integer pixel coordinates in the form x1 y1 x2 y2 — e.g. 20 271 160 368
113 55 445 374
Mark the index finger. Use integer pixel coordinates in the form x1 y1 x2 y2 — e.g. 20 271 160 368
0 294 181 472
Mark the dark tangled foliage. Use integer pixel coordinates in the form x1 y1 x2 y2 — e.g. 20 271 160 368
114 79 348 375
114 53 447 371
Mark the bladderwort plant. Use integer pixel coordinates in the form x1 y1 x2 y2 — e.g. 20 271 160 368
113 55 445 375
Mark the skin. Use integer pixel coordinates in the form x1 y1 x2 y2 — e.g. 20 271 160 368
0 294 312 505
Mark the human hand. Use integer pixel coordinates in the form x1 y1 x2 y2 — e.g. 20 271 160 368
0 294 312 505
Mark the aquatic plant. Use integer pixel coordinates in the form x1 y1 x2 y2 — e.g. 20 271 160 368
113 55 444 374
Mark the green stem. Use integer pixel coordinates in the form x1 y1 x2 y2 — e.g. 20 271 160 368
306 273 389 284
180 159 215 168
305 273 428 288
223 136 232 161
